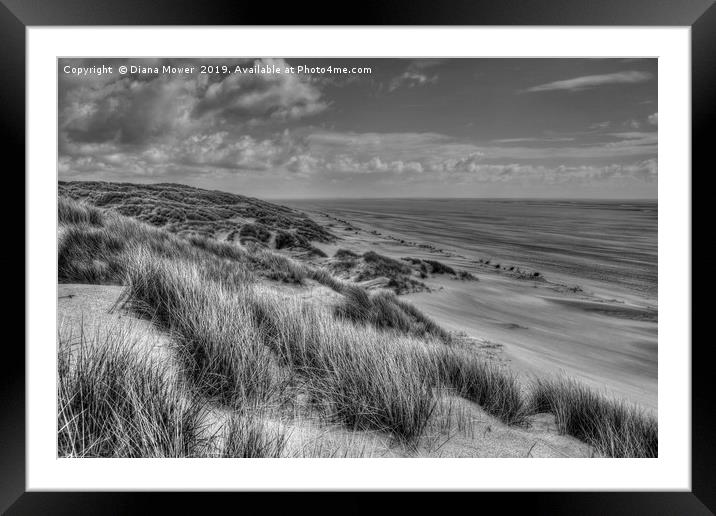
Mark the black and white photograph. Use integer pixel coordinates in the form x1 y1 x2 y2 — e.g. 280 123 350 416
56 57 658 459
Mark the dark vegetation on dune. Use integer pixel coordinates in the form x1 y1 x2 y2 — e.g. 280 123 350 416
59 180 333 253
327 249 426 294
406 257 477 281
234 222 271 245
57 190 657 458
329 250 476 293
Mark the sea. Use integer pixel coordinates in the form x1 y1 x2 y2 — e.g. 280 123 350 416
283 198 658 303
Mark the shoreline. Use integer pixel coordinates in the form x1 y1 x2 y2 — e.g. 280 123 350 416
300 206 658 412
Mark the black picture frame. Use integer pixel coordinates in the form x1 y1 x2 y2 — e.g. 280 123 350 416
5 0 712 512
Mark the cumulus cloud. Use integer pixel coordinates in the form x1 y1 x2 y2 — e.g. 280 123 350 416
58 58 333 181
320 155 424 176
59 58 327 150
193 59 327 121
285 154 323 176
648 112 658 126
60 128 308 180
61 74 200 145
524 71 653 93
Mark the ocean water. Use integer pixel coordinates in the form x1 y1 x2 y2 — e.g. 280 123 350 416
284 198 658 302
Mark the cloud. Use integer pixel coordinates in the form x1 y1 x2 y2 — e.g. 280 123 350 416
58 126 658 190
58 58 336 184
306 131 450 151
321 155 424 175
60 128 307 180
388 71 438 92
193 59 327 121
648 112 658 126
424 158 657 184
605 132 657 149
59 122 658 187
387 60 441 93
524 71 654 93
492 137 575 144
61 74 200 145
57 57 657 192
285 154 323 176
59 58 327 150
305 129 656 167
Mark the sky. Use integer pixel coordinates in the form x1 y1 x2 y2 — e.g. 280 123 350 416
58 58 657 199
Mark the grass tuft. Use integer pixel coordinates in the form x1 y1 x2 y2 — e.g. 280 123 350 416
335 286 449 341
528 377 657 457
58 224 126 284
436 349 528 426
58 324 204 458
58 196 104 226
219 412 289 457
358 251 411 279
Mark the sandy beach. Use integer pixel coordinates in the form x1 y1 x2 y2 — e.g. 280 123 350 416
287 199 658 411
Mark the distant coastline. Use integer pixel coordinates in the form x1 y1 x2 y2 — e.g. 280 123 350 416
283 197 658 301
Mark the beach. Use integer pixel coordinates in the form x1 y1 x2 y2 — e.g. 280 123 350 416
285 198 658 410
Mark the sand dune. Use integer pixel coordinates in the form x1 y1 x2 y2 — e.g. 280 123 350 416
58 283 592 458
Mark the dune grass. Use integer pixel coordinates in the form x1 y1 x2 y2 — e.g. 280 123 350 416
361 251 411 274
334 248 359 260
528 377 657 457
58 224 126 284
57 324 205 458
60 180 333 249
123 249 439 443
120 246 518 443
335 250 429 294
248 288 440 442
123 249 282 407
219 412 290 458
238 222 272 244
334 285 450 342
58 195 104 226
434 348 528 426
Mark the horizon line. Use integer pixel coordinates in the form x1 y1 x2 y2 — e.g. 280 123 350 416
268 196 658 202
57 179 657 202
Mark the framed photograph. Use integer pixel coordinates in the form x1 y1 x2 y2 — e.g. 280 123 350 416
7 0 712 512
